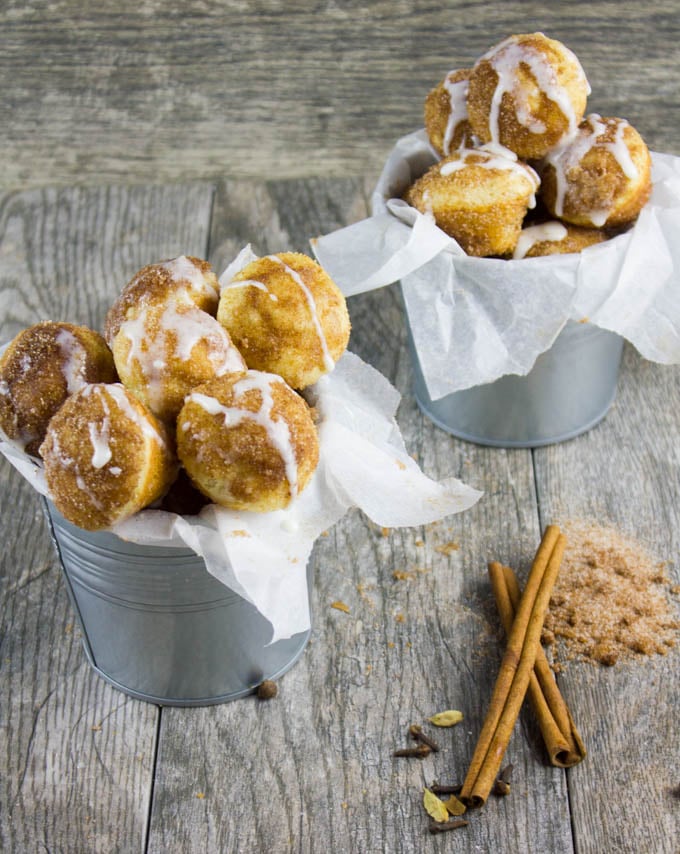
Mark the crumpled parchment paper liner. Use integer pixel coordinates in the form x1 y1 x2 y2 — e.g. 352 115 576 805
1 269 481 641
312 129 680 400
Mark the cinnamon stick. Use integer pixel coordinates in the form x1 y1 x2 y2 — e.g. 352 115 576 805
459 525 566 807
492 564 586 768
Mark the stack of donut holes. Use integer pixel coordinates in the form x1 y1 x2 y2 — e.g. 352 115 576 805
0 253 351 529
408 32 652 258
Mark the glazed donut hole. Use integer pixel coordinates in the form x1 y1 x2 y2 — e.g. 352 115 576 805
217 252 351 390
0 321 116 457
513 221 607 260
466 33 590 161
539 115 652 229
40 383 177 531
111 300 246 423
177 371 320 513
405 148 540 257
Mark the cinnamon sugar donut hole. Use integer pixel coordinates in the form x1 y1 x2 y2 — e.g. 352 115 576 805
105 255 220 346
217 253 350 390
424 68 475 156
40 383 177 531
0 321 116 457
513 221 607 259
405 147 540 256
111 301 246 423
540 115 652 228
177 371 319 512
467 33 590 160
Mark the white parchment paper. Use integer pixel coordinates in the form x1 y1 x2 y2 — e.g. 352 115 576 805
312 129 680 400
0 257 482 642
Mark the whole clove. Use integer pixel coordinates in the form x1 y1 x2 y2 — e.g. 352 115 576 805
393 744 431 759
429 783 462 796
428 820 469 834
409 724 440 753
499 763 514 784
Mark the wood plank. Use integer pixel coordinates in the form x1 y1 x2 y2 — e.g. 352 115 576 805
146 178 575 853
1 2 678 190
533 345 680 854
0 182 214 852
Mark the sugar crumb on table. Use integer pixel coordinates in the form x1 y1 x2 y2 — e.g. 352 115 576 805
434 541 460 556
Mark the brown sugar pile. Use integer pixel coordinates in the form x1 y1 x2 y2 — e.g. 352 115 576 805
542 521 680 668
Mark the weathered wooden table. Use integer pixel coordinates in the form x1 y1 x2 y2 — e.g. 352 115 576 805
2 3 680 853
1 175 679 853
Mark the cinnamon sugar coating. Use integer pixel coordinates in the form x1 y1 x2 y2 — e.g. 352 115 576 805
0 321 116 457
40 383 177 531
177 371 319 512
405 149 539 256
540 116 652 228
217 252 350 389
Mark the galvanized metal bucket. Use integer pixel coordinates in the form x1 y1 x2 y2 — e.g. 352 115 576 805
407 319 624 448
44 501 311 706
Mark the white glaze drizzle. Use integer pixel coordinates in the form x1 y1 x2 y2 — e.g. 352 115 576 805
481 35 588 144
105 383 167 448
75 474 106 511
188 371 299 498
162 255 218 299
545 114 638 225
87 388 112 468
442 74 469 155
222 278 279 302
513 221 568 260
605 118 638 179
439 146 540 207
48 428 106 511
55 329 88 394
265 255 335 372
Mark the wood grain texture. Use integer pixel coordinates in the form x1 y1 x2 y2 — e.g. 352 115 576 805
1 1 678 191
534 345 680 854
0 182 215 852
145 179 575 853
1 173 679 852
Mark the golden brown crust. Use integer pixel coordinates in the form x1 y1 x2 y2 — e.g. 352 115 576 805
104 256 219 346
0 321 116 457
540 116 652 228
424 68 474 156
177 371 319 512
217 252 350 389
467 33 589 160
111 301 246 423
40 383 177 531
519 222 607 258
404 150 539 256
